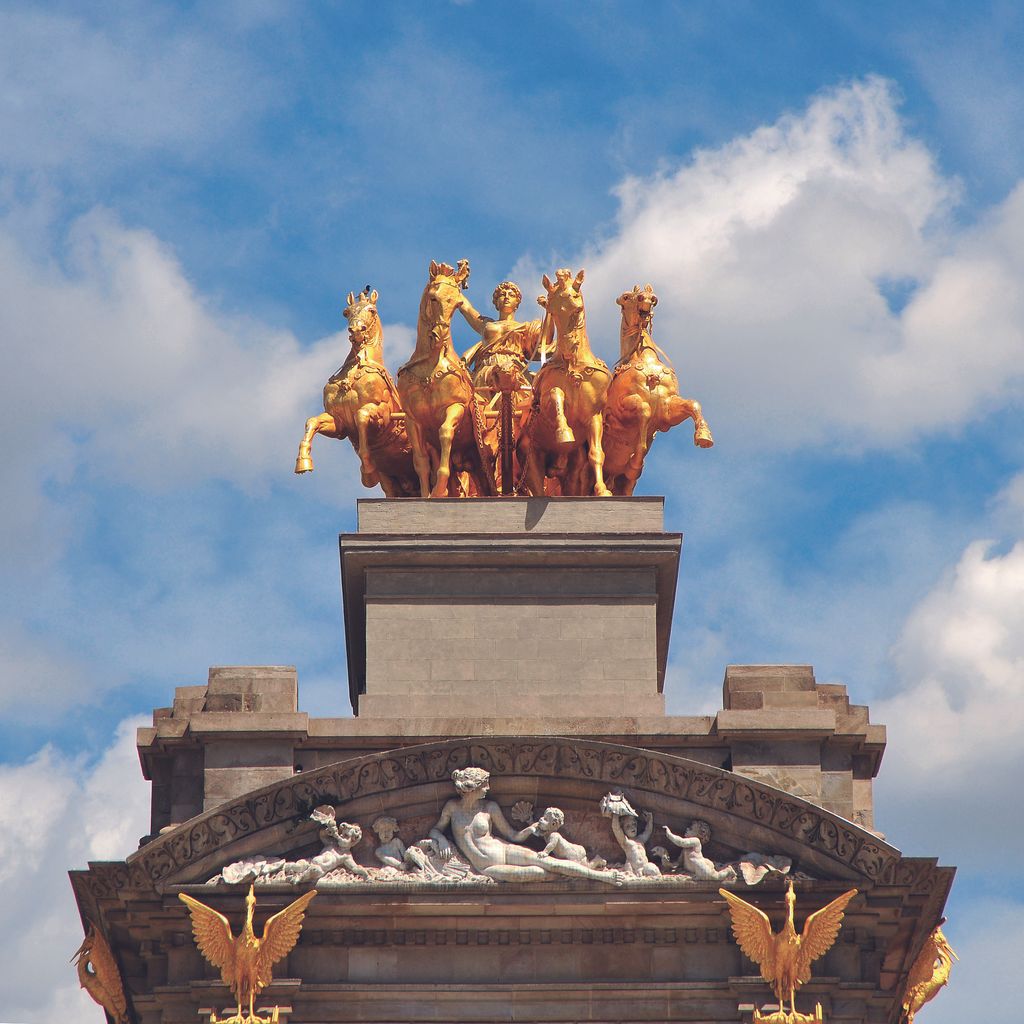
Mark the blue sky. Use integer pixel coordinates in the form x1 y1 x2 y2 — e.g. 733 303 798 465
1 2 1023 1019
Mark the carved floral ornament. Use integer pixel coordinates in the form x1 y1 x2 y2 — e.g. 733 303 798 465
106 739 947 897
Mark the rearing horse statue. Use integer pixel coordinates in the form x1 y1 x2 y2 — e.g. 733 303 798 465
602 283 713 495
396 260 493 497
294 289 418 496
519 268 612 496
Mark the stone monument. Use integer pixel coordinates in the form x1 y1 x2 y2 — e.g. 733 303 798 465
70 262 954 1024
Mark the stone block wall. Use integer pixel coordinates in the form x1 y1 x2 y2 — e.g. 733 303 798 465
139 666 307 832
360 568 663 718
717 665 885 829
138 663 885 837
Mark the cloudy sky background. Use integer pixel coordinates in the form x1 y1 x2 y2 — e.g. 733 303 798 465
1 1 1022 1018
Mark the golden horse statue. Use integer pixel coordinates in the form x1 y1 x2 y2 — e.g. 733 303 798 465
294 288 418 497
397 260 493 497
603 284 713 495
519 268 612 496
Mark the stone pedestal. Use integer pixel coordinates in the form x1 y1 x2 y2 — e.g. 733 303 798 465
340 498 680 718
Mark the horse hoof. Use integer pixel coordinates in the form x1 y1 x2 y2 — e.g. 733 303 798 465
556 427 575 446
295 456 314 474
694 426 714 448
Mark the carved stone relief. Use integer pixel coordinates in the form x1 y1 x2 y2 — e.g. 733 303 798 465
208 771 802 889
120 739 934 892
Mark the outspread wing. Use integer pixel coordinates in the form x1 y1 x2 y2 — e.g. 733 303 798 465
178 892 237 988
720 888 776 983
797 888 858 982
255 889 318 988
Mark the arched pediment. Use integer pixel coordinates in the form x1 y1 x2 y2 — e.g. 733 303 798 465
124 737 923 889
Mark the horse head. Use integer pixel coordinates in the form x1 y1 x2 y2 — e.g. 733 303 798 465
616 283 658 359
420 260 470 344
343 288 383 357
541 268 587 356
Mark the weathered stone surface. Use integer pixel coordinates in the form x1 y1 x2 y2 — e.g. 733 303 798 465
357 496 665 534
342 497 680 716
80 735 953 1023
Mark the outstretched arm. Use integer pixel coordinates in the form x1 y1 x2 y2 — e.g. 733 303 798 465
610 814 627 850
511 821 539 843
639 811 654 843
663 826 696 850
457 295 492 336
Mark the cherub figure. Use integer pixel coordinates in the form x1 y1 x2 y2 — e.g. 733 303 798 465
600 791 661 878
372 815 430 873
522 807 606 869
662 819 737 882
283 806 370 882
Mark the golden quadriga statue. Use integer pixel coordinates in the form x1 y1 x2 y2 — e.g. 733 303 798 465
294 260 712 497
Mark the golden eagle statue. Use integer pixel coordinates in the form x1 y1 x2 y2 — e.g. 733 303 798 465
720 880 858 1019
72 923 129 1024
178 883 317 1024
901 922 958 1023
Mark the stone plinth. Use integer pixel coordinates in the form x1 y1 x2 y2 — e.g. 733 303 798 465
341 498 680 718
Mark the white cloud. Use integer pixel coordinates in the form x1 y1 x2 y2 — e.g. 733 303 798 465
0 7 262 171
0 716 149 1022
875 537 1024 864
516 77 1024 451
0 206 388 510
0 206 404 719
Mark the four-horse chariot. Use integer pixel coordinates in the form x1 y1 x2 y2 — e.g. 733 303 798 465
295 260 713 497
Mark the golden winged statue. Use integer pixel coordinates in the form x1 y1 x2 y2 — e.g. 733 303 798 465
178 883 317 1024
719 880 858 1020
72 923 129 1024
901 922 957 1023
